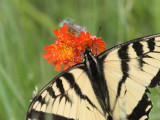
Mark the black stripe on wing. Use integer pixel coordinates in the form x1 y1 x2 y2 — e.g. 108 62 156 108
28 109 74 120
63 73 75 87
149 69 160 87
56 78 65 94
132 41 144 68
117 45 129 96
147 38 155 52
132 41 144 57
63 72 97 108
47 87 56 98
37 96 45 105
132 38 156 69
128 93 152 120
111 45 129 113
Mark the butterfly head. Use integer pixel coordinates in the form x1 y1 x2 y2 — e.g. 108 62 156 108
83 48 97 64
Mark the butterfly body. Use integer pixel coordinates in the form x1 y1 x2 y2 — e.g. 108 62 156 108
26 34 160 120
84 49 108 115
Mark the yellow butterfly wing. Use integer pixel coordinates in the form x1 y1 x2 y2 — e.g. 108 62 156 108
98 34 160 119
26 64 108 120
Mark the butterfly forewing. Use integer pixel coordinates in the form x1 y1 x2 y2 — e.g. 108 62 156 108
98 34 160 119
26 64 107 120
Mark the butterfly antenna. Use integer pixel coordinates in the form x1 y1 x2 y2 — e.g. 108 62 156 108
60 41 84 61
97 27 101 36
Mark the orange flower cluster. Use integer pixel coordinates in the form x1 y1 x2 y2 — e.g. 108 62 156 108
43 24 106 71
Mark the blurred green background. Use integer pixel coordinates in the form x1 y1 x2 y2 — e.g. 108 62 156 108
0 0 160 120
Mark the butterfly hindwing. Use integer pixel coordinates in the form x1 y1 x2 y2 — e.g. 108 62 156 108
98 34 160 119
26 64 107 120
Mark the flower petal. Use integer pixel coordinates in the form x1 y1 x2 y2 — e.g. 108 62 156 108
43 52 52 59
55 61 63 71
47 56 54 63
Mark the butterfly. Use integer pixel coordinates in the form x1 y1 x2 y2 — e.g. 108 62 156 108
26 34 160 120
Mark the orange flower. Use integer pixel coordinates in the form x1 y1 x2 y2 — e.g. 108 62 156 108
43 24 106 71
78 31 107 55
91 36 107 55
43 25 81 71
77 31 93 51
